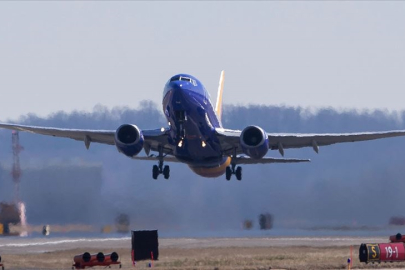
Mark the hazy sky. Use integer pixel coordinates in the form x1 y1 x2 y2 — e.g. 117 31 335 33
0 2 404 120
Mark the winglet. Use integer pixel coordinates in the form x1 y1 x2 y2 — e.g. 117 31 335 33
215 70 225 126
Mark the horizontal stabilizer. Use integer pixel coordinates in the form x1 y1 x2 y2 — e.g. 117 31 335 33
234 156 310 165
132 155 180 163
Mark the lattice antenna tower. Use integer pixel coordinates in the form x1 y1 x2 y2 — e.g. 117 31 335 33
11 131 23 203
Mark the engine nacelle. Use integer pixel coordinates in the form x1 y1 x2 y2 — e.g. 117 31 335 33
240 125 269 159
114 124 144 157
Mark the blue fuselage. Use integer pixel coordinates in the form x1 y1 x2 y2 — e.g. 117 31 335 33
162 74 230 177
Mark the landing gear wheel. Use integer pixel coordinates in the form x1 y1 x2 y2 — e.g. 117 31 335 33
163 165 170 179
225 167 232 181
152 165 159 179
235 166 242 181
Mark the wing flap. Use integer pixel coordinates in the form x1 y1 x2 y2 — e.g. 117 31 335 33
132 155 180 162
234 156 310 165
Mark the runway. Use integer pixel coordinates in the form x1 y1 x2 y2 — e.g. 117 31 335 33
0 236 389 254
0 236 402 269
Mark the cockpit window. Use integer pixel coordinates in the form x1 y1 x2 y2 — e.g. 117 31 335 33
170 76 197 86
181 77 191 82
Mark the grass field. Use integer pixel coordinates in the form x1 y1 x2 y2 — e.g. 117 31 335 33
3 246 405 270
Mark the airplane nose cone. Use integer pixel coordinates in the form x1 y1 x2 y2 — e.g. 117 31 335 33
170 81 185 100
169 81 187 110
170 81 183 91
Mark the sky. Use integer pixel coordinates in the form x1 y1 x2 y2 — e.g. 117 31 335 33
0 2 404 120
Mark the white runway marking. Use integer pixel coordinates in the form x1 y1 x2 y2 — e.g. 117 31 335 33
0 236 389 254
0 237 130 248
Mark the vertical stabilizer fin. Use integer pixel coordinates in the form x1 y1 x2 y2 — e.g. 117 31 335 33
215 70 225 126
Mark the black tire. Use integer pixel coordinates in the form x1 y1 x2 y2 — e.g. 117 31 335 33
152 165 159 179
225 167 232 181
163 165 170 179
236 167 242 181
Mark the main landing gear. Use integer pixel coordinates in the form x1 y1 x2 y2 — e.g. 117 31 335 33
152 146 170 180
225 164 242 181
226 148 242 181
152 164 170 180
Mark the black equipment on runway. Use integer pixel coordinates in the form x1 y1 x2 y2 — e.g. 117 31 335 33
131 230 159 261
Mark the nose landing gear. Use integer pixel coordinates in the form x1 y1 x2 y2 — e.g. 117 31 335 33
174 110 186 138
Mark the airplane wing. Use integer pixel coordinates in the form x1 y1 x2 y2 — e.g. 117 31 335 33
0 123 173 154
215 128 405 155
234 156 310 164
0 123 116 144
267 131 405 151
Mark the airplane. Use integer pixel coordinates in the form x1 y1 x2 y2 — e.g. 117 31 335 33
1 71 405 180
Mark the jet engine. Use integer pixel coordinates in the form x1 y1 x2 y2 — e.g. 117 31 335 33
114 124 144 157
240 125 269 159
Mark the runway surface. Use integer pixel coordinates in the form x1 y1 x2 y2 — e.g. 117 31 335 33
0 235 388 254
2 236 405 269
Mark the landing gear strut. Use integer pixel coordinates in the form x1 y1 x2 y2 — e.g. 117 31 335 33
225 148 242 181
152 147 170 180
225 163 242 181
